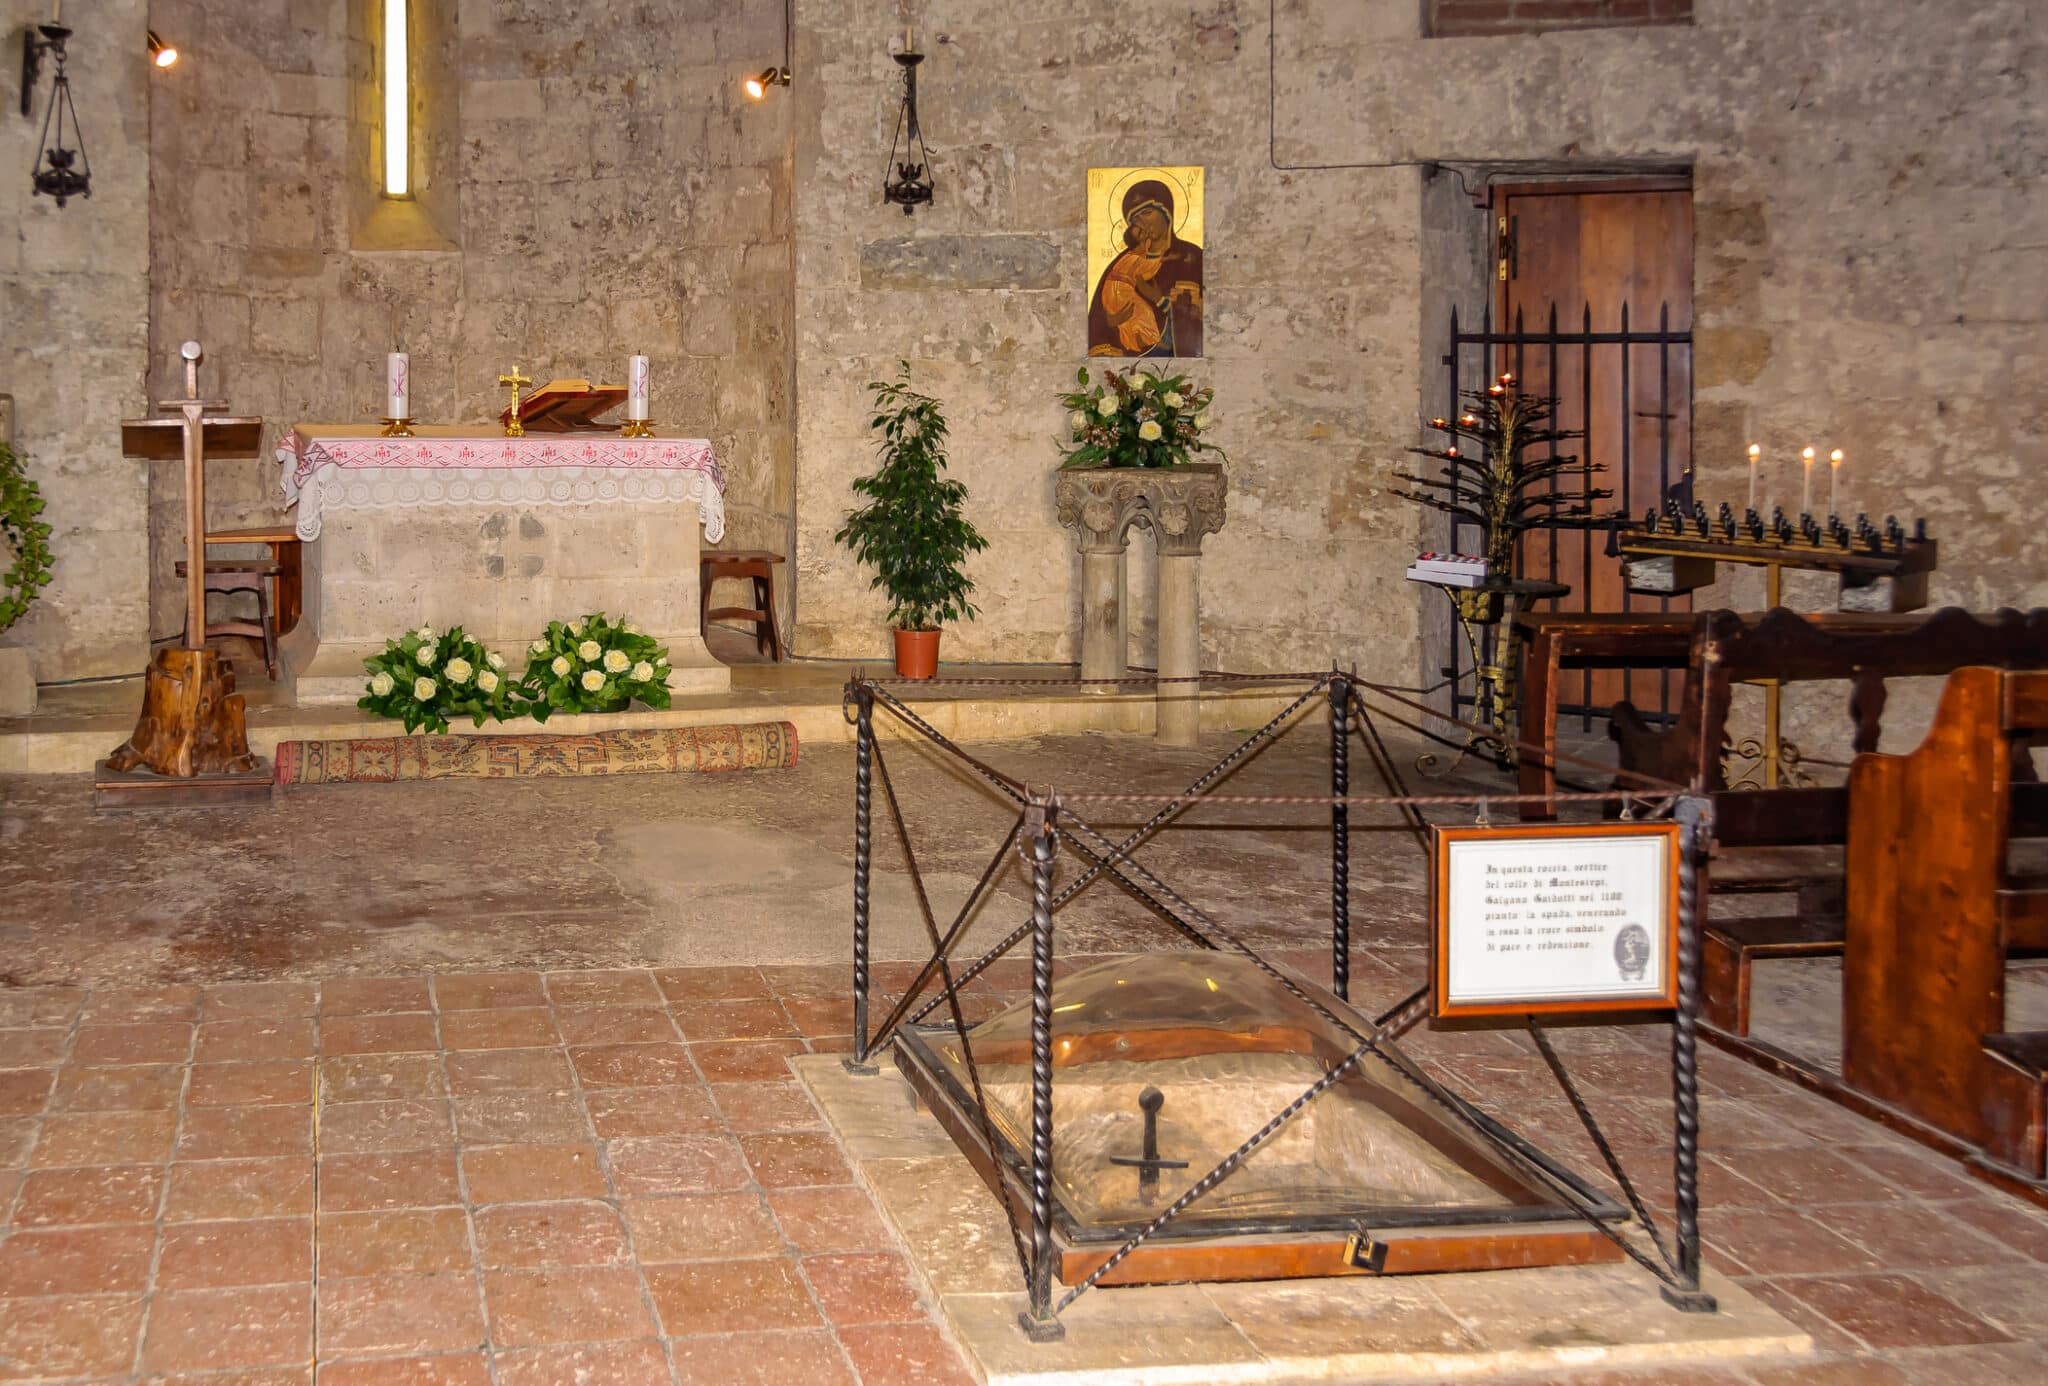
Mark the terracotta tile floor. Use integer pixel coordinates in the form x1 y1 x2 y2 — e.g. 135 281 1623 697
6 957 2048 1383
0 965 980 1385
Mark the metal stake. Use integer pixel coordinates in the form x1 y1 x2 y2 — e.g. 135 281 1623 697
846 685 877 1074
1662 793 1718 1313
1018 800 1066 1342
1330 673 1351 1000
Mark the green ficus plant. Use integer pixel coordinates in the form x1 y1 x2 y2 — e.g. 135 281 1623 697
0 442 55 633
834 365 989 632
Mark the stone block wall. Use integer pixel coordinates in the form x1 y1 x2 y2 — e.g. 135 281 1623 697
145 0 795 643
792 0 1427 679
1 0 152 680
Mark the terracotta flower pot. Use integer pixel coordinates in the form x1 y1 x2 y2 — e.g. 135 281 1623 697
894 628 940 679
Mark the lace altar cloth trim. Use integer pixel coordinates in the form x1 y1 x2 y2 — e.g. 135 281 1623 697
277 431 725 543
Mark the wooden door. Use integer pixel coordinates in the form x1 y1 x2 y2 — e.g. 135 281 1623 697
1495 179 1693 716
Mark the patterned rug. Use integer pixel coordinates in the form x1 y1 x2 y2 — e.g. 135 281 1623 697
273 722 798 786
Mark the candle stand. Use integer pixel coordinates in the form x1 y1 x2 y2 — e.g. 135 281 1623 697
1613 500 1937 788
96 341 274 809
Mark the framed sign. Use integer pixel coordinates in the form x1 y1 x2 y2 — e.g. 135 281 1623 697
1431 822 1680 1019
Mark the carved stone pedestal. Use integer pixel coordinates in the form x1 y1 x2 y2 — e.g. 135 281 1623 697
1055 464 1226 746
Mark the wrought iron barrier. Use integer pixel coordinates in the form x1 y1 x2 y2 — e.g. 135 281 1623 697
839 667 1716 1337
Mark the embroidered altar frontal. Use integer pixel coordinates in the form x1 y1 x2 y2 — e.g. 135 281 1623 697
273 723 798 786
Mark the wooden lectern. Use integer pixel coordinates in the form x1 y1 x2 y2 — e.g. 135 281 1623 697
96 341 273 808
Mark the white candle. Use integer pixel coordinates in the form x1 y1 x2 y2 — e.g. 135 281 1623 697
1800 446 1815 516
386 352 409 418
627 355 650 421
1829 448 1844 518
1747 443 1759 512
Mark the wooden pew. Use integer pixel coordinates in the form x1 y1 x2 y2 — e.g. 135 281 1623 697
1842 666 2048 1180
1608 608 2048 1035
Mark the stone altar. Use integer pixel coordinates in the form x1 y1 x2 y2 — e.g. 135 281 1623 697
1055 464 1226 746
276 426 732 705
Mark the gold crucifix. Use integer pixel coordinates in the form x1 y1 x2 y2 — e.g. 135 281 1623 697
498 364 532 437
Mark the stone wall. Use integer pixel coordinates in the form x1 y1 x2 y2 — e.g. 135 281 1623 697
1294 0 2046 744
2 0 152 680
792 0 1426 679
145 0 796 642
1430 0 1693 39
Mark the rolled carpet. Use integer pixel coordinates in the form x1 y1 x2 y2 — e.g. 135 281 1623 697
274 722 798 786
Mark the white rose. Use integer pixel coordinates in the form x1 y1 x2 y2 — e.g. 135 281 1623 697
568 620 585 636
550 655 570 677
577 640 601 661
603 649 630 673
622 621 640 634
1163 391 1184 409
1068 410 1089 433
486 652 506 670
656 656 668 667
415 625 436 641
477 669 500 694
580 670 604 691
1193 410 1212 430
415 644 437 666
1095 395 1117 417
529 639 548 655
444 657 473 685
631 660 654 682
369 671 394 697
412 676 436 701
1138 420 1163 441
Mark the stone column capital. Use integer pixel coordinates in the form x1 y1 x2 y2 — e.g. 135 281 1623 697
1054 464 1227 556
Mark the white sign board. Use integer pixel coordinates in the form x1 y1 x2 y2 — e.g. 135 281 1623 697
1432 824 1678 1018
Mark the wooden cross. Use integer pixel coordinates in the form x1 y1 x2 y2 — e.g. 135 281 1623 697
498 364 532 437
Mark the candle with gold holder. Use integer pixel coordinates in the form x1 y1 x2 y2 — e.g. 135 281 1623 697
381 352 415 436
1829 448 1844 519
1747 442 1760 512
1800 446 1815 517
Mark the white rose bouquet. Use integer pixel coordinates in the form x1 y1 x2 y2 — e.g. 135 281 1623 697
1055 365 1222 471
358 624 521 734
514 612 672 721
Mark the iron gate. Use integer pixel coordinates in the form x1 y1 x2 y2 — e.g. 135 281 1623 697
1440 302 1694 730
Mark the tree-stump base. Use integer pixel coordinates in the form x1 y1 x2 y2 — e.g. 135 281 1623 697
106 647 258 778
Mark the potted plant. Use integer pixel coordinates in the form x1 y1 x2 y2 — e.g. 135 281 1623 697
0 441 54 716
835 365 989 679
1056 365 1223 470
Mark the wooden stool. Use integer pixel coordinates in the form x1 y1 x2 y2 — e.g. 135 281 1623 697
175 559 281 680
204 526 302 635
699 550 785 661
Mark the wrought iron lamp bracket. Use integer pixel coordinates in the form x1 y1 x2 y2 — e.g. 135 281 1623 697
22 21 91 207
882 48 935 214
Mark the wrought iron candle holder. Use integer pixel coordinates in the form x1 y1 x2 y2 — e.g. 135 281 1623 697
21 22 91 207
882 46 934 213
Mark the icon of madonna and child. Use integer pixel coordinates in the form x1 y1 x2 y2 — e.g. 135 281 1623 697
1086 166 1204 358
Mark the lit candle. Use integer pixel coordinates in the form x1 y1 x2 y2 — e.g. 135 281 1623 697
1800 446 1815 517
385 352 409 419
1747 443 1760 511
1829 448 1844 518
626 355 650 421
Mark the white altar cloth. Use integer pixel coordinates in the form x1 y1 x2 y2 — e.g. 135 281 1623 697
274 423 731 704
277 426 725 544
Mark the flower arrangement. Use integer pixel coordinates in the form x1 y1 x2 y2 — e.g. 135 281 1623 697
0 441 55 632
1055 365 1221 470
514 613 671 721
359 625 519 734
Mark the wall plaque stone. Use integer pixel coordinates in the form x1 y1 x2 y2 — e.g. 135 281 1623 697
859 236 1061 291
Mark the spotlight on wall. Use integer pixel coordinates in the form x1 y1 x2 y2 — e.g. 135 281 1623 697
744 65 790 101
744 0 792 103
147 30 177 68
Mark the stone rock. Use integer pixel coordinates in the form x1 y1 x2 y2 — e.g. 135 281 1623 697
0 646 35 716
859 236 1062 292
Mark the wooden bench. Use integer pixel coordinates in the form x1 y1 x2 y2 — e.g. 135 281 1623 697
174 559 281 680
1604 608 2048 1035
1843 665 2048 1180
1514 611 1694 820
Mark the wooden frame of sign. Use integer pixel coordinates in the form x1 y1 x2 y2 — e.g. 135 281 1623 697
1431 822 1680 1019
